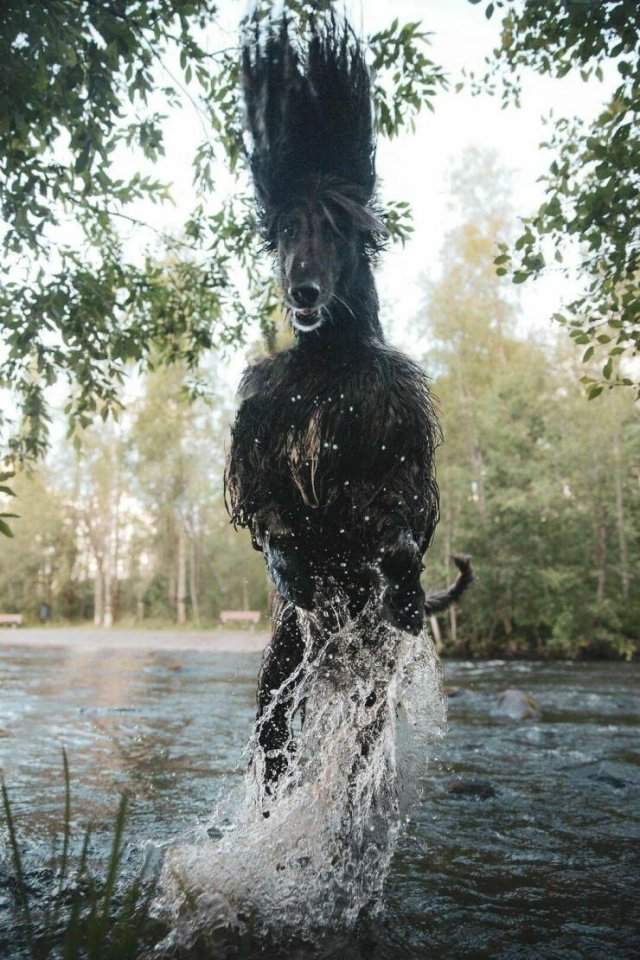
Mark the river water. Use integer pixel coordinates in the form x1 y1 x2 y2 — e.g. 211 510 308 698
0 639 638 958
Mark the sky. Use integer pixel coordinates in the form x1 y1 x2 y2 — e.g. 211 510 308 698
114 0 614 389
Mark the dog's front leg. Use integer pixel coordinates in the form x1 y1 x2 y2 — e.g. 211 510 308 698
263 532 315 609
378 531 425 635
253 511 315 610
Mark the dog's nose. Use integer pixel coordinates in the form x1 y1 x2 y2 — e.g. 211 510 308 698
290 283 320 309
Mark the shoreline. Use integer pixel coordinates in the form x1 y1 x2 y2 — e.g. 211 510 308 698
0 627 635 662
0 626 270 653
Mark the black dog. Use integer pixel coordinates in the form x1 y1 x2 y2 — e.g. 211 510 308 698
225 17 472 790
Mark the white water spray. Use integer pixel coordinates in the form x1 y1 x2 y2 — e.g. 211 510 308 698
157 605 446 950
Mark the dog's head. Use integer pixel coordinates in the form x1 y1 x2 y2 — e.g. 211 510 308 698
272 180 386 333
242 16 385 334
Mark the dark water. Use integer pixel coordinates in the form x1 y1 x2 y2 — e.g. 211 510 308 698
1 643 638 958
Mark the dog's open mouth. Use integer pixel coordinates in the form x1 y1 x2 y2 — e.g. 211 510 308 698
291 308 325 333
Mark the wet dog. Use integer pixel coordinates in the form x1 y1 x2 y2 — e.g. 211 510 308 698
225 16 472 790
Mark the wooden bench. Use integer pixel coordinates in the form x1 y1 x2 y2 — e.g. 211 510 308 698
0 613 23 628
220 610 261 625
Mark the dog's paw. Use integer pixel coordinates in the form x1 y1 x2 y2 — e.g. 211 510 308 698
381 582 425 635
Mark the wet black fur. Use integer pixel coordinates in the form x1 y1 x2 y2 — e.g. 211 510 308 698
226 16 472 790
242 16 378 242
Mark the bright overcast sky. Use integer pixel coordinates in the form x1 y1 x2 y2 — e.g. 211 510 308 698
117 0 613 388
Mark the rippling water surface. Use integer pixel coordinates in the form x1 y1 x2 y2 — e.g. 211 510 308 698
1 637 638 958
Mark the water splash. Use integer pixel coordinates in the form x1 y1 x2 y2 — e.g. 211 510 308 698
157 604 446 950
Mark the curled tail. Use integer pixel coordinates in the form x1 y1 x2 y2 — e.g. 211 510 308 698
424 555 474 615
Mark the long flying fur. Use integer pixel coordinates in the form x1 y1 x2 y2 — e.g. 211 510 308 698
243 15 376 233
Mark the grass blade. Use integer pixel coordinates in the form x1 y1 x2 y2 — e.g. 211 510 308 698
53 748 72 925
1 779 35 954
63 824 93 960
101 793 129 926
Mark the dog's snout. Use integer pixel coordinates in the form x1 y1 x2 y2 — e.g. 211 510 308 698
290 283 320 309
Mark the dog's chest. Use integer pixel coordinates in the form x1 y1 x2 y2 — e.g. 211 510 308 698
239 346 423 512
270 370 392 508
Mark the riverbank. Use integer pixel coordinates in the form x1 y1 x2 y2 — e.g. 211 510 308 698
0 625 636 659
0 625 269 652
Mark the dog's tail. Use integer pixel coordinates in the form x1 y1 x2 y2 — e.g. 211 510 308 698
424 554 474 615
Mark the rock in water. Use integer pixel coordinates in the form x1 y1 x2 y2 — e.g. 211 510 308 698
496 688 540 721
448 779 497 800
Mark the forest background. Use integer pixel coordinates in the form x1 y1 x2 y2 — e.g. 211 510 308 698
0 1 638 660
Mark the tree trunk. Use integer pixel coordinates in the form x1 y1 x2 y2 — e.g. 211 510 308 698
442 511 459 648
176 521 187 625
189 536 200 625
111 465 120 622
94 558 104 626
103 552 113 628
613 433 630 600
470 443 487 517
449 603 457 647
594 519 607 605
429 615 442 652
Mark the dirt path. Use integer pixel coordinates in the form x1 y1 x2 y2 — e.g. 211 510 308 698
0 626 269 653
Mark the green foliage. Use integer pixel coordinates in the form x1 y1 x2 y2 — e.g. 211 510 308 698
0 470 19 537
0 469 76 607
466 0 640 397
0 364 268 626
0 0 447 462
1 752 160 959
369 19 447 136
421 149 639 661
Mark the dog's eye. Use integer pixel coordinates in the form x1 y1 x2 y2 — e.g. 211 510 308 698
279 218 297 240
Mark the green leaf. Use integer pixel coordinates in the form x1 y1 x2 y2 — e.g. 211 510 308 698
0 519 14 537
74 146 90 174
587 385 604 400
582 346 594 362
